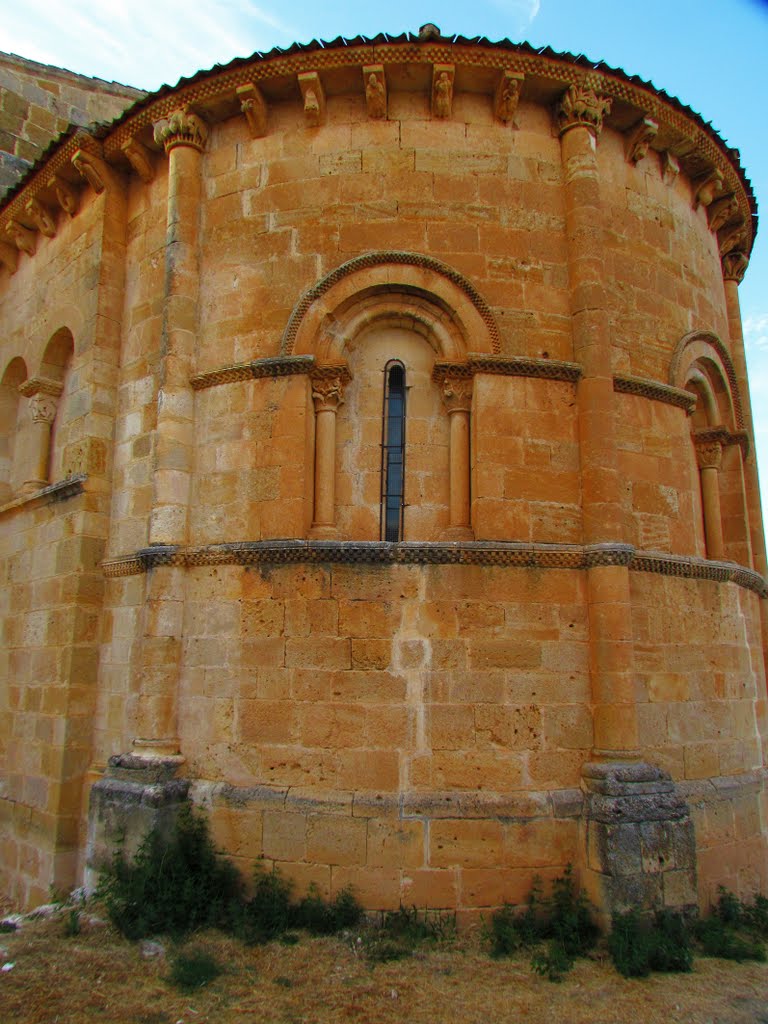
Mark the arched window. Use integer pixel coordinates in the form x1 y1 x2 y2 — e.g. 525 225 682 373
380 360 406 541
0 357 28 502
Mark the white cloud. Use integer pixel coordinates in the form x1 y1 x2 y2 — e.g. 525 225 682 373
487 0 540 36
744 312 768 354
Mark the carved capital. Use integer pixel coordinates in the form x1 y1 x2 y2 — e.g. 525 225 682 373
48 174 79 216
298 72 325 127
722 250 749 283
432 64 455 119
153 108 208 154
694 168 724 208
6 219 36 256
495 71 524 124
28 393 59 424
0 241 18 274
236 83 268 138
311 375 346 412
363 65 387 119
121 137 155 182
72 149 109 194
718 220 748 257
695 438 723 470
707 194 739 233
442 376 473 413
625 116 658 164
557 81 612 138
662 151 680 186
25 197 56 238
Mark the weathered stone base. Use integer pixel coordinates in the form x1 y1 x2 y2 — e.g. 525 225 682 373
84 754 190 891
580 762 697 925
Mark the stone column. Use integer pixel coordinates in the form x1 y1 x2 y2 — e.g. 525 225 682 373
18 378 63 491
557 82 639 760
695 437 725 560
441 375 473 540
135 108 208 759
309 370 348 539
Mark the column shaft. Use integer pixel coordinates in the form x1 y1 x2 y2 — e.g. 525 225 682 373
700 465 725 560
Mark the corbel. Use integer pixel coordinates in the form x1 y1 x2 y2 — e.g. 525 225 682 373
718 218 748 257
694 168 724 208
363 65 387 119
432 64 455 119
625 116 658 164
6 219 36 256
72 149 110 194
707 194 739 233
236 83 268 138
494 71 524 124
661 151 680 186
121 137 155 183
297 72 325 127
48 174 79 216
25 196 56 238
0 241 18 274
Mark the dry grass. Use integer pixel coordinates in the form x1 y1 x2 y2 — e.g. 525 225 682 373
1 907 767 1024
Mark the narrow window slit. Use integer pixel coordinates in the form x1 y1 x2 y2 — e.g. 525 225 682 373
380 360 406 542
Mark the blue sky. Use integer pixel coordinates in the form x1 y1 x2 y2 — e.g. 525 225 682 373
2 0 767 525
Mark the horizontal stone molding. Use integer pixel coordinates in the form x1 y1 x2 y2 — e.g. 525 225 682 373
0 473 86 519
434 354 582 383
190 354 316 391
613 373 696 413
677 769 766 807
100 538 768 596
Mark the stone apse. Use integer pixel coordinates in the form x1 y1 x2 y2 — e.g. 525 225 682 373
0 26 765 921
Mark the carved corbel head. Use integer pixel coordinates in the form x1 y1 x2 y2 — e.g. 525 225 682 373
363 65 387 120
297 72 326 127
718 220 748 257
6 219 36 256
48 174 80 216
694 168 724 208
625 116 658 164
495 71 524 125
0 241 18 274
236 83 268 138
72 149 109 194
662 151 680 186
25 197 56 238
121 137 155 183
432 64 455 119
707 194 739 233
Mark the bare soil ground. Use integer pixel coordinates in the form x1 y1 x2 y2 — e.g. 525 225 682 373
1 906 767 1024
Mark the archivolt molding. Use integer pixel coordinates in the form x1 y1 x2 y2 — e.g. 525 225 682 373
190 354 315 390
280 251 501 359
669 330 745 430
101 539 768 597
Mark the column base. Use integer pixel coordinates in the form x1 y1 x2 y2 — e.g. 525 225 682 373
309 524 340 539
439 525 474 541
580 761 697 926
133 736 183 759
84 752 189 892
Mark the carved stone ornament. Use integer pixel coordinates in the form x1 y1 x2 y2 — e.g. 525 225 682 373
363 65 387 119
721 251 749 283
311 375 346 411
694 168 724 208
25 197 56 238
707 194 739 233
718 221 748 257
153 108 209 154
297 72 326 127
0 241 18 274
121 137 155 182
625 116 658 164
19 376 65 400
432 64 455 119
72 149 107 194
557 81 612 137
494 71 524 124
48 174 79 216
236 83 268 138
442 376 473 413
6 219 36 256
662 151 680 186
695 438 723 470
28 393 59 424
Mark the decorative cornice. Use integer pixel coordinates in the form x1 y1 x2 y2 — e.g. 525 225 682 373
469 355 581 382
101 540 768 596
613 374 696 413
190 354 315 391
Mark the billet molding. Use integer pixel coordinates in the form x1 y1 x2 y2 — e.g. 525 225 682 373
613 374 696 413
0 473 87 519
101 539 768 596
190 354 315 391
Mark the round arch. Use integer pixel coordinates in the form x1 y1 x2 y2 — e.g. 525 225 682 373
280 251 501 361
669 330 744 430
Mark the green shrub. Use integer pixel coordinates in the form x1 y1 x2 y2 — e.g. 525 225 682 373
743 893 768 937
236 865 294 945
609 910 693 978
531 941 572 982
168 949 223 992
293 883 363 935
694 916 766 962
362 906 455 963
546 865 598 959
99 805 241 940
63 908 81 938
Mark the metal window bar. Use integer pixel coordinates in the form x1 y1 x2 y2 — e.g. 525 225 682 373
380 360 406 542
